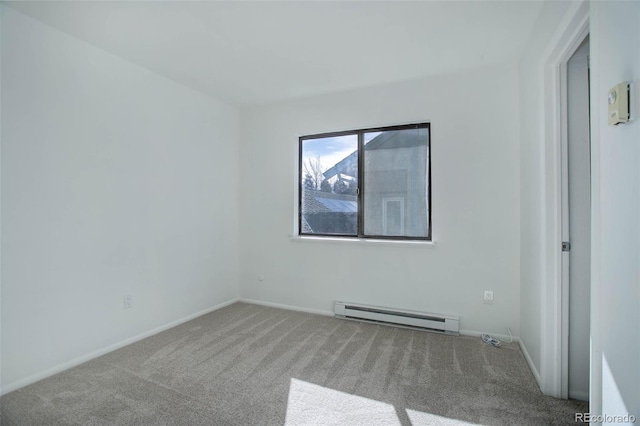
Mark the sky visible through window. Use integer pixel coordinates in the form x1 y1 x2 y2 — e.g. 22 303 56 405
302 132 381 173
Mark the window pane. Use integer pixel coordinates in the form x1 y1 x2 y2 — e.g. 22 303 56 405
301 135 358 236
363 127 429 237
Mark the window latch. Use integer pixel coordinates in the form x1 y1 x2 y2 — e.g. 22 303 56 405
562 241 571 252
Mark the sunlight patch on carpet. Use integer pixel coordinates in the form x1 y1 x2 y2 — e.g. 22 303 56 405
285 378 400 425
406 409 481 425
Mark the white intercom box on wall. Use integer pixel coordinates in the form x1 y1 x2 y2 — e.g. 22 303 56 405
608 82 630 125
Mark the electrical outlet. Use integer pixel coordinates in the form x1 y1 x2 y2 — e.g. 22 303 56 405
123 294 133 309
483 290 494 304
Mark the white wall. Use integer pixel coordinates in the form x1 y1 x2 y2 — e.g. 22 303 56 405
590 1 639 421
1 7 240 391
239 64 521 337
517 0 572 390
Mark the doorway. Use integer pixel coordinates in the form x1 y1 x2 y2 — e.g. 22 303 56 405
562 35 590 402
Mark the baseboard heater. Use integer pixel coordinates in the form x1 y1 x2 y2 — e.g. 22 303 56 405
334 301 459 335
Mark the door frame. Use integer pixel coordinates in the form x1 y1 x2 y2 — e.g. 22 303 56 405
540 0 589 399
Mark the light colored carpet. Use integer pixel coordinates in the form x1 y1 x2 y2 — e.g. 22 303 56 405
1 302 588 425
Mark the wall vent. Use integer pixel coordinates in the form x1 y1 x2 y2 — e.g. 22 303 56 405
334 301 459 335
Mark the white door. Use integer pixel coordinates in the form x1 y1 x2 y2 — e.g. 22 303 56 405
565 36 590 402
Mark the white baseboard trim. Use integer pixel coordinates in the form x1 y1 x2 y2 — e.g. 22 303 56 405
519 339 542 390
1 298 239 396
239 298 333 317
459 329 520 343
240 300 522 343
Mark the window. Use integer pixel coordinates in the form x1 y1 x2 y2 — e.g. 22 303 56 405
299 123 431 240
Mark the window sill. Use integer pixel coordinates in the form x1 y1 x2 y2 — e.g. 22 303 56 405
290 235 436 247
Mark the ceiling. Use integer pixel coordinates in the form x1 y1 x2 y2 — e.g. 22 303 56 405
6 1 545 107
